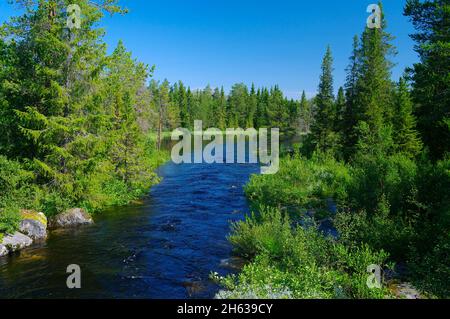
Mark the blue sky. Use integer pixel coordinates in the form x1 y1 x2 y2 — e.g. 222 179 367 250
0 0 418 99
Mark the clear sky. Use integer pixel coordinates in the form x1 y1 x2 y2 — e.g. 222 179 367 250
0 0 418 99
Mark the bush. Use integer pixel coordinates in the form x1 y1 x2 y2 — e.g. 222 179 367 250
0 156 36 235
0 208 21 236
228 206 292 258
409 232 450 298
245 153 351 214
222 207 392 299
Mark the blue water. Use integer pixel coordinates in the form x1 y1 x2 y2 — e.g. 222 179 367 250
0 160 259 298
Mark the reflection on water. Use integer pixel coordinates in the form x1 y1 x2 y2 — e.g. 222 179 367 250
0 159 259 298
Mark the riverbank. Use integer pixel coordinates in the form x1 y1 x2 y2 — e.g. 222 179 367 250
0 156 259 298
216 153 446 299
0 143 170 258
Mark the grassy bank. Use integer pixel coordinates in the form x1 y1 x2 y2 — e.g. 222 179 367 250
216 153 449 299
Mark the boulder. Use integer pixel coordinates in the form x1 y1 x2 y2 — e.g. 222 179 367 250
19 219 47 240
49 208 94 229
0 244 8 257
1 232 33 252
20 210 47 227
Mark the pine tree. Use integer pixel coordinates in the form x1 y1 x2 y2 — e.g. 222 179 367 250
255 88 269 128
298 90 311 133
104 41 152 186
404 0 450 160
352 1 396 148
6 1 115 201
342 35 361 158
335 87 346 130
393 77 422 157
156 80 171 149
267 85 289 132
247 83 257 128
177 81 188 128
186 87 194 130
227 83 248 127
310 46 339 153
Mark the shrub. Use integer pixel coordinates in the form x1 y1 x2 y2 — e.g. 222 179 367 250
245 154 351 214
0 208 21 236
0 156 36 235
228 207 292 258
222 207 392 299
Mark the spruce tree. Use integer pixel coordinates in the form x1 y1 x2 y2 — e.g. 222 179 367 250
267 85 289 132
404 0 450 160
310 46 339 153
299 90 311 133
352 1 396 150
342 35 361 158
393 77 422 157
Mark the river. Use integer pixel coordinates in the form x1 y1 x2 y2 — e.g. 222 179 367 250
0 158 260 298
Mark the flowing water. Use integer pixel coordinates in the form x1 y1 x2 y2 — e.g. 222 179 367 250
0 159 260 298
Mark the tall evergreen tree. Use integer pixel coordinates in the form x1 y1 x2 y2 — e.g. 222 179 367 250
247 83 257 128
342 35 361 158
352 1 396 149
298 90 311 133
335 87 346 132
177 81 188 128
267 85 289 132
393 77 423 157
404 0 450 160
310 46 339 153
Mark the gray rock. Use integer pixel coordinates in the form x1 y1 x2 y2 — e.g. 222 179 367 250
1 232 33 252
19 219 47 240
49 208 94 229
395 283 422 299
0 244 8 257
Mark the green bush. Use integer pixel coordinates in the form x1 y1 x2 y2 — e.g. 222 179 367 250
0 208 21 236
228 206 292 258
222 207 392 299
245 153 351 214
409 232 450 298
0 156 36 235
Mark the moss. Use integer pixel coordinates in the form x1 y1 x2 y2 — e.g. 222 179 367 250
20 210 47 227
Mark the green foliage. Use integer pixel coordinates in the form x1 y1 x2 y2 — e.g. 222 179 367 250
245 154 351 212
0 156 36 234
221 207 392 299
409 231 450 298
404 0 450 160
228 207 292 259
0 1 169 234
393 77 423 157
309 46 342 156
0 208 21 236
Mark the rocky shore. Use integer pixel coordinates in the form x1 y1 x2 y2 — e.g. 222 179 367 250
0 208 93 257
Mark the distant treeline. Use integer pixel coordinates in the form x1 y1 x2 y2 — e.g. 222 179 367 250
148 81 313 135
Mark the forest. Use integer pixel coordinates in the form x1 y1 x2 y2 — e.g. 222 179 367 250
0 0 449 299
214 0 450 299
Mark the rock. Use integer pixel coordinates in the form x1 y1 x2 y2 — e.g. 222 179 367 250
20 210 47 227
1 232 33 252
393 282 423 299
0 244 8 257
49 208 93 229
183 281 206 297
19 219 47 240
219 257 246 270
